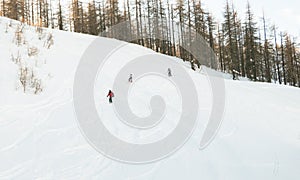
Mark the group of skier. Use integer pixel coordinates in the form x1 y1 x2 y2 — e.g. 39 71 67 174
107 68 173 103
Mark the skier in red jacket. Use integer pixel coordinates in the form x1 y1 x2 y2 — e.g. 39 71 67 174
107 90 114 103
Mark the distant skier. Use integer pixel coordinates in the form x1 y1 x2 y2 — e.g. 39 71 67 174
168 68 172 77
107 90 114 103
128 74 133 83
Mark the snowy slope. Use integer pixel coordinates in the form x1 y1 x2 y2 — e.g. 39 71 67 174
0 17 300 180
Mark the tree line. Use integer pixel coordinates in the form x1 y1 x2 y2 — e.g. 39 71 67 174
1 0 300 87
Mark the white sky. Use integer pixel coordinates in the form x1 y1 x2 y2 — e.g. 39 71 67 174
201 0 300 38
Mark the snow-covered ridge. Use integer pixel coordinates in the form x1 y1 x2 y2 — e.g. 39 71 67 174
0 17 300 179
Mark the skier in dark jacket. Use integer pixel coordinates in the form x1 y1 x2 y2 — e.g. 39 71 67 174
107 90 114 103
168 68 172 77
128 74 133 83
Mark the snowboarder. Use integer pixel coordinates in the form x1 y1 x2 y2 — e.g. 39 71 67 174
128 74 133 83
168 68 172 77
107 90 114 103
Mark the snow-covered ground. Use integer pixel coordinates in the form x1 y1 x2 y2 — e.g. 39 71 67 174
0 17 300 179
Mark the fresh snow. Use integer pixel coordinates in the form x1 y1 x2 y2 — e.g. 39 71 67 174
0 17 300 179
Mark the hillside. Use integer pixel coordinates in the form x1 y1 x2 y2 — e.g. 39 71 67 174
0 17 300 179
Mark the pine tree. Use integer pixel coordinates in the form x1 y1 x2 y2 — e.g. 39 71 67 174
262 13 271 82
284 35 297 86
57 0 64 30
176 0 186 60
87 0 98 35
280 32 287 85
223 1 238 78
0 0 6 16
244 3 258 81
271 25 282 84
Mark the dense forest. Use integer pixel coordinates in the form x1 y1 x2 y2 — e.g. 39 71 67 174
1 0 300 87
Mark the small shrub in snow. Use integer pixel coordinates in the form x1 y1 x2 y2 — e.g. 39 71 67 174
28 47 39 57
44 33 54 49
14 25 25 46
36 27 45 40
5 23 8 33
18 65 43 94
32 79 43 94
19 66 28 93
11 52 21 64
